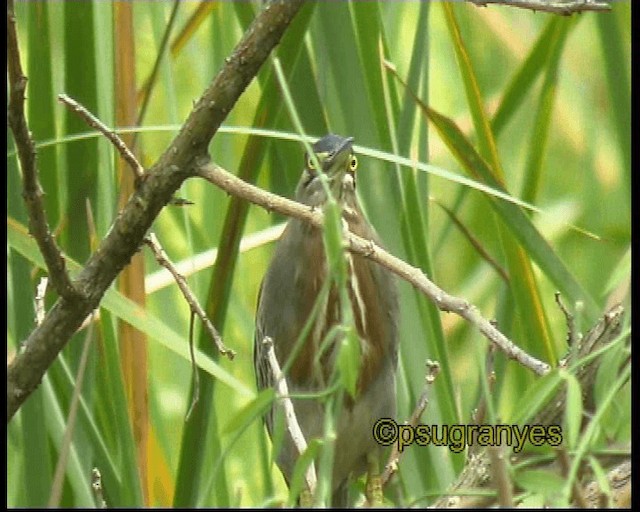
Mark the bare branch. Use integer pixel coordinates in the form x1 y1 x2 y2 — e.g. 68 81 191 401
185 311 199 421
197 162 551 377
555 291 580 349
262 336 317 495
58 93 144 179
7 0 78 301
466 0 611 15
380 360 441 488
487 444 513 508
143 232 235 422
7 0 305 422
144 233 235 360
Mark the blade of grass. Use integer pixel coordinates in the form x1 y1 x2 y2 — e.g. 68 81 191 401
595 5 631 181
200 389 276 503
26 1 60 227
388 65 599 323
63 0 99 263
491 17 561 136
10 259 52 506
94 308 145 506
48 324 95 507
136 1 181 137
562 363 630 502
40 376 95 507
113 2 150 505
433 101 598 320
55 349 125 505
170 1 218 57
377 4 462 491
521 19 572 204
7 73 53 505
7 217 252 398
443 2 555 369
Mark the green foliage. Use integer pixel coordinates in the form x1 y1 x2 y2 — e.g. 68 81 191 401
7 1 630 507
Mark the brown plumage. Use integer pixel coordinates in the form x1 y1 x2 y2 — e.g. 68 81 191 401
254 134 399 506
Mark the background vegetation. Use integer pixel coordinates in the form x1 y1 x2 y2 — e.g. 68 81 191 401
7 0 630 507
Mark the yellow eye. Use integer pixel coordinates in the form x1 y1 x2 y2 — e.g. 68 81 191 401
307 155 317 170
349 155 358 171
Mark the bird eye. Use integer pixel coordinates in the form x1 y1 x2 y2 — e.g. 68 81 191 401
349 155 358 171
306 155 316 170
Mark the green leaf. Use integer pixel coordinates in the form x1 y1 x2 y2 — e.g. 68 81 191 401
510 369 562 425
42 378 96 507
27 1 60 228
63 0 100 262
441 1 555 365
561 370 583 450
399 96 599 321
588 456 612 503
337 328 361 399
602 247 630 297
322 198 347 282
521 19 572 204
287 438 322 506
492 18 560 136
518 493 546 508
596 5 631 179
514 469 566 497
562 363 631 498
223 388 275 435
441 2 497 163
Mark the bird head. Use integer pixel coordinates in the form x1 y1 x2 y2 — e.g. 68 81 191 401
296 134 358 207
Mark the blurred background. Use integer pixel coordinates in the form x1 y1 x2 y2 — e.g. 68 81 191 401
7 0 630 507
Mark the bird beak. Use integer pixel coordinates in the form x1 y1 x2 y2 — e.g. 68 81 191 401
326 137 354 176
330 137 354 161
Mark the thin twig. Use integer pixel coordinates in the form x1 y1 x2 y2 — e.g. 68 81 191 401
8 0 306 422
380 360 441 488
487 444 513 508
470 344 496 455
263 336 317 495
7 0 78 301
91 468 107 509
58 94 144 179
466 0 611 15
197 163 551 377
185 311 200 421
555 291 579 349
143 233 235 360
145 223 286 293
